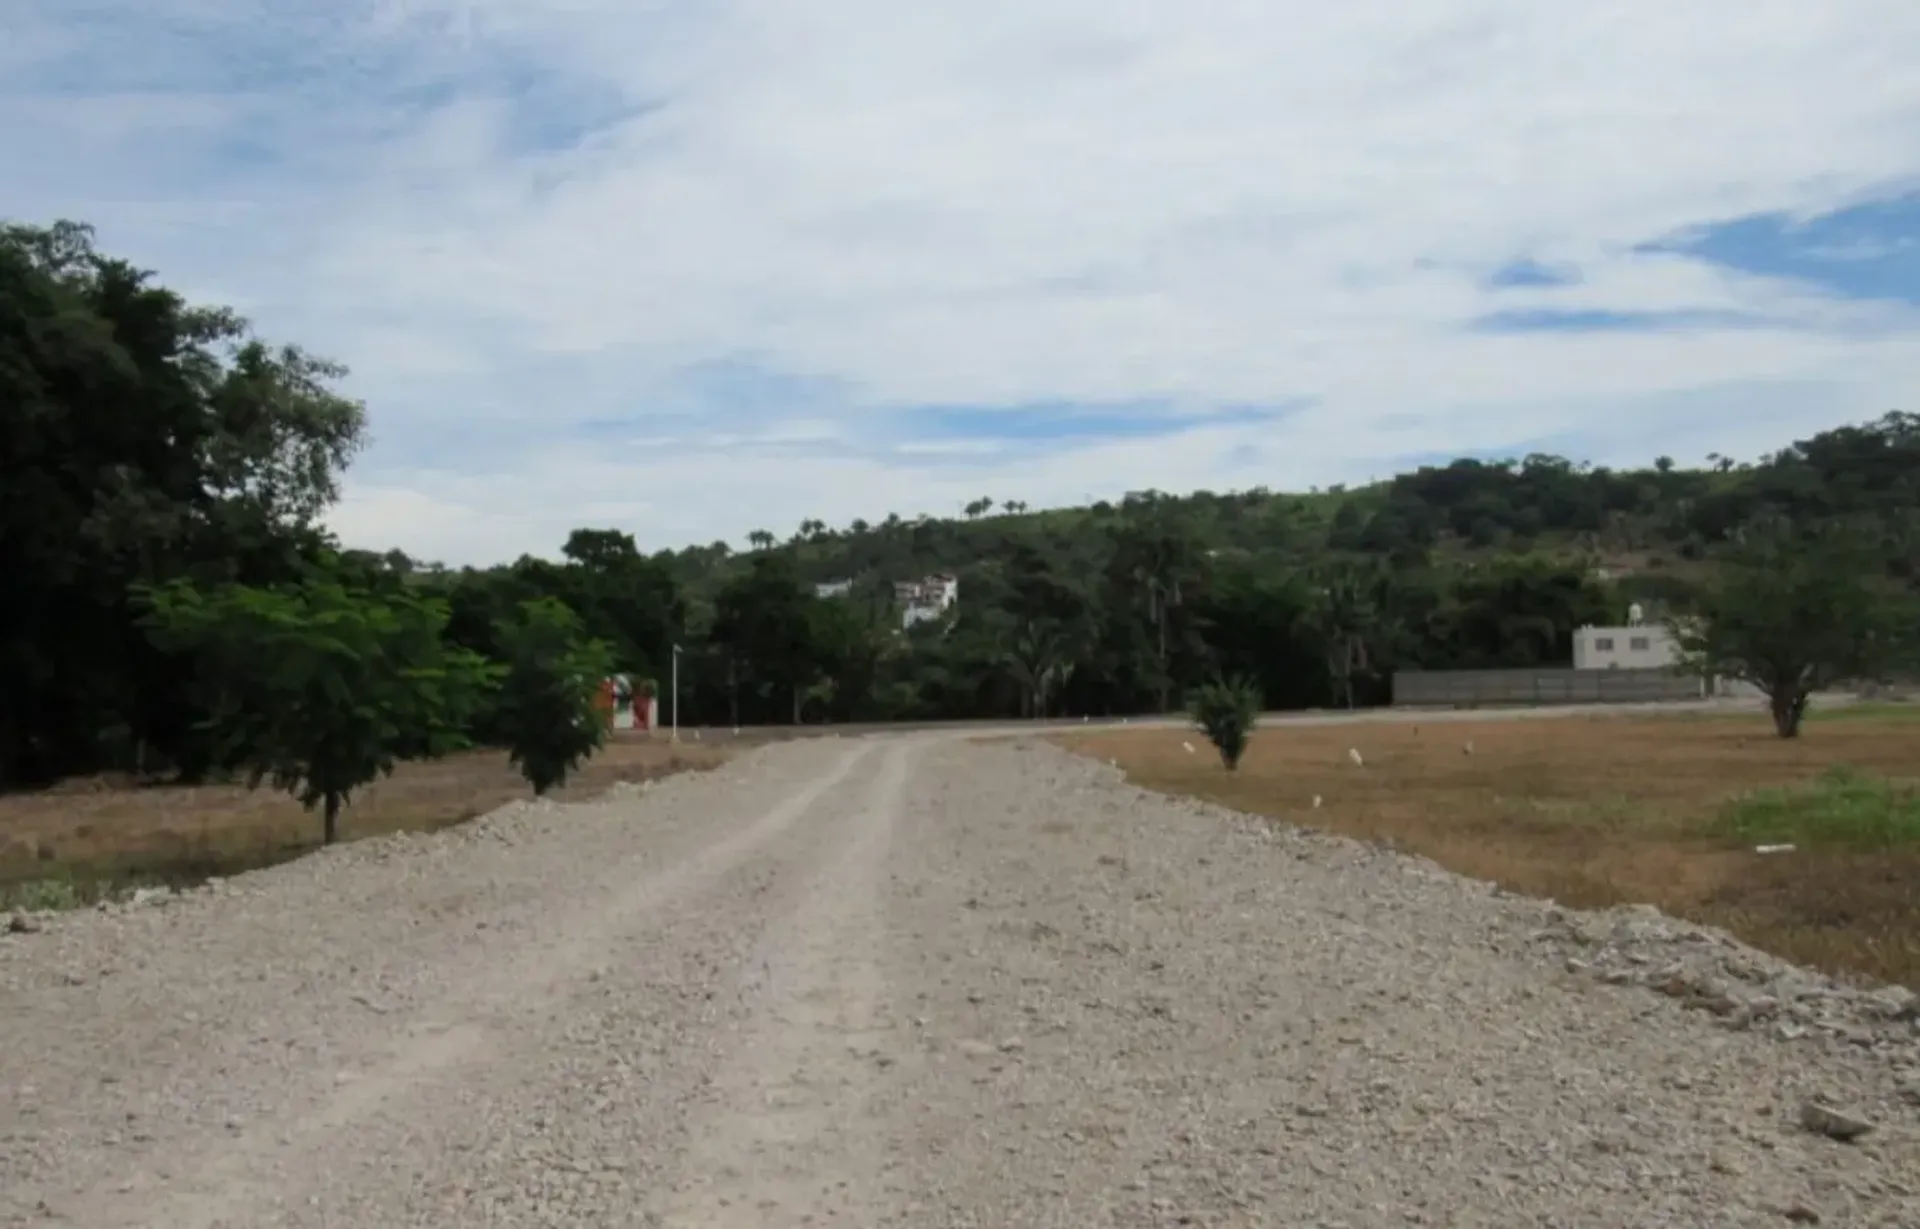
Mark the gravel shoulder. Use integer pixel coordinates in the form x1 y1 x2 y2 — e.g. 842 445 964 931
4 733 1917 1227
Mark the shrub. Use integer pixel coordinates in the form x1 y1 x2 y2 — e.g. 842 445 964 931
1187 675 1263 771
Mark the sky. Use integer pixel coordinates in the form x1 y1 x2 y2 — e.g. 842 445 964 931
6 1 1919 567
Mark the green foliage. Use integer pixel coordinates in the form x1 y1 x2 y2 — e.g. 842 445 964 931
1300 562 1385 711
493 598 616 796
7 215 1920 796
1716 766 1920 850
0 219 365 787
710 556 831 723
1188 676 1263 771
1672 518 1912 738
137 577 500 842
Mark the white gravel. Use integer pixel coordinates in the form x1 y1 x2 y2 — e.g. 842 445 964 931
3 732 1917 1227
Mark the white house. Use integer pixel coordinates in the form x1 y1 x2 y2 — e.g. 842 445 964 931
895 573 959 630
1572 617 1679 670
813 578 853 599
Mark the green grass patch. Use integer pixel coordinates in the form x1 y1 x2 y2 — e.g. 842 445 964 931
1716 766 1920 850
0 847 303 914
1803 701 1920 724
0 872 139 913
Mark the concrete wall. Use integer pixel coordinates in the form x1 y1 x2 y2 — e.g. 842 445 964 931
1392 667 1707 708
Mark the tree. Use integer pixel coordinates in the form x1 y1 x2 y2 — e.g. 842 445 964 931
995 543 1088 718
1188 676 1262 770
1302 563 1384 710
556 527 682 681
138 575 499 842
0 220 366 787
1106 514 1209 711
709 556 822 723
1003 619 1070 718
1671 518 1910 738
493 598 616 795
747 529 775 551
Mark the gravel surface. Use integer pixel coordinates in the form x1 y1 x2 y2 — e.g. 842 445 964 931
4 732 1917 1227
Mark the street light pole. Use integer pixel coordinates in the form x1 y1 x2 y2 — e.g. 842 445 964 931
671 643 682 743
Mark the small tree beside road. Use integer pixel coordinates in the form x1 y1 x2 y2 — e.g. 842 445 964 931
139 576 500 842
493 598 616 796
1188 675 1263 770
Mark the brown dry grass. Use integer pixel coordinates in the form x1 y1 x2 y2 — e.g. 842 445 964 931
1060 712 1920 987
0 735 733 896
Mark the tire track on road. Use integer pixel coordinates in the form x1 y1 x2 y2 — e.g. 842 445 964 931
650 738 921 1227
56 741 880 1229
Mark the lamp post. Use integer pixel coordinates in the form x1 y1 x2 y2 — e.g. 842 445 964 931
670 642 683 743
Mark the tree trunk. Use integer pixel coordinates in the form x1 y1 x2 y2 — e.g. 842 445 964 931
323 794 341 845
1156 616 1170 712
1770 689 1808 738
792 684 804 725
727 657 739 728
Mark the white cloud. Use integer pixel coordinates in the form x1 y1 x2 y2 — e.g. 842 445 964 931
7 0 1920 565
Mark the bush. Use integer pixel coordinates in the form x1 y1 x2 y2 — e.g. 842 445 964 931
1187 675 1263 770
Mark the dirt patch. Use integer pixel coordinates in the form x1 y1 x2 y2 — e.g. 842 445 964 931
1060 712 1920 987
0 734 733 899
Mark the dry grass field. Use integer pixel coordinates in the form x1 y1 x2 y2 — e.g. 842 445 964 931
0 735 732 907
1061 707 1920 987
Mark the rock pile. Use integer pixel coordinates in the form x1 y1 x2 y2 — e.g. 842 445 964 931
1536 901 1919 1065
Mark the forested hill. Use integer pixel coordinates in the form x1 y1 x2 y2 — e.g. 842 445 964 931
605 412 1920 612
6 218 1916 791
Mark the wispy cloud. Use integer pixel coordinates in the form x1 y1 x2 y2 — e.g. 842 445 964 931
6 1 1920 564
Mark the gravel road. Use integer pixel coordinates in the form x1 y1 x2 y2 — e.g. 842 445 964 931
5 731 1917 1227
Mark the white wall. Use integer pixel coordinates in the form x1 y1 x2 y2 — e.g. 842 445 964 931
1572 624 1680 670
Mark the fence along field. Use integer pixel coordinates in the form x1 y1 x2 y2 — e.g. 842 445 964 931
1062 705 1920 987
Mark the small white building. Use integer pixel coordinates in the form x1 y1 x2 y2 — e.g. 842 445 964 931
1572 622 1679 670
895 573 959 630
813 578 853 599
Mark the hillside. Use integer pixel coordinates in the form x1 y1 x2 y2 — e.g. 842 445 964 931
623 413 1918 616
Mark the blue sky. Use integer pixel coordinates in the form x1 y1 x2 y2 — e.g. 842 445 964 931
6 2 1920 565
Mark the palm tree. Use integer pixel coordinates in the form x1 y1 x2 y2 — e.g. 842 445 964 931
1303 563 1382 710
1004 619 1070 719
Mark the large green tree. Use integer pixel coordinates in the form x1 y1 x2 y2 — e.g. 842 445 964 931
1673 517 1912 738
0 220 363 787
709 556 824 723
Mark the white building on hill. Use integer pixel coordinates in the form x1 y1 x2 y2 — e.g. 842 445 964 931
895 574 959 630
